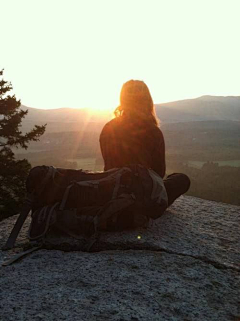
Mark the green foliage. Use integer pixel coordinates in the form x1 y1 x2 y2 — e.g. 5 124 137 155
166 161 240 206
0 70 46 220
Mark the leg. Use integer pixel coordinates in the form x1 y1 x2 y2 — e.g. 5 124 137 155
164 173 191 207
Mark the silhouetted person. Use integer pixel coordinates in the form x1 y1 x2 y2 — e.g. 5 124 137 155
100 80 190 207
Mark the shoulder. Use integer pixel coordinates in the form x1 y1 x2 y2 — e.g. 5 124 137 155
100 118 121 139
155 126 164 137
102 118 119 129
148 126 165 146
148 125 164 138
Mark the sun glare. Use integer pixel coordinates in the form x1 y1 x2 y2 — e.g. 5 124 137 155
79 80 121 115
1 1 240 110
87 97 116 114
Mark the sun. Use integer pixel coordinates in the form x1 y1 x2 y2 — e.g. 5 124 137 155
87 100 114 114
81 83 120 116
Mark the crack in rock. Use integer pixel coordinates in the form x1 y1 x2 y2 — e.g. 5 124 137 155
40 241 240 273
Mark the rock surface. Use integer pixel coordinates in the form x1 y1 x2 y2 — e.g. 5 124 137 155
0 195 240 321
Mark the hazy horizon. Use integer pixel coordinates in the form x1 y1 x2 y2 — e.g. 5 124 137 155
21 94 240 111
1 0 240 111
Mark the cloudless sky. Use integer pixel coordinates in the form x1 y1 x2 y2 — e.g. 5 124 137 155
1 0 239 110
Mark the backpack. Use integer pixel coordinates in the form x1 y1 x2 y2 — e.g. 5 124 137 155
3 164 168 253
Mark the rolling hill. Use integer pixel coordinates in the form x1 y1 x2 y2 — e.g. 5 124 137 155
20 95 240 134
14 96 240 206
155 95 240 123
20 105 111 133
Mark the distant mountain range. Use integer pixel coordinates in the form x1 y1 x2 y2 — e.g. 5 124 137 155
20 106 110 133
21 95 240 133
155 95 240 123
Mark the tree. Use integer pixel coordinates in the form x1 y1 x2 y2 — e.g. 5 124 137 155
0 69 46 220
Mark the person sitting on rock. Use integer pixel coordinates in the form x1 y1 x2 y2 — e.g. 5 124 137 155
99 79 190 207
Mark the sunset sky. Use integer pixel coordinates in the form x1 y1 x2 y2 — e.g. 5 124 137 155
1 0 239 111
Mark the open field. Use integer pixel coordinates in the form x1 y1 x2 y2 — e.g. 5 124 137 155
187 160 240 169
67 158 104 171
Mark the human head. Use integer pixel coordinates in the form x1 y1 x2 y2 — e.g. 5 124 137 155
114 80 159 126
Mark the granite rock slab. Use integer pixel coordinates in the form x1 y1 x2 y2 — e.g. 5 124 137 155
0 250 240 321
1 196 239 270
0 196 240 321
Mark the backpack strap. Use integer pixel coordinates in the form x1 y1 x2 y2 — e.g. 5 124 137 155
28 202 59 241
95 194 135 231
110 167 132 199
3 166 55 250
1 245 42 267
2 194 34 250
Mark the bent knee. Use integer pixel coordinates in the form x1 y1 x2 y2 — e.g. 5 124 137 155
181 173 191 193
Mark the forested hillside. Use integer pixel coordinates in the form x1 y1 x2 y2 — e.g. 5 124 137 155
7 95 239 209
15 117 240 206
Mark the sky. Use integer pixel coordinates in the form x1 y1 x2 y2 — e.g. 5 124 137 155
1 0 240 111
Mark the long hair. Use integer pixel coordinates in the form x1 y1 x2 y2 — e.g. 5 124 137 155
114 80 159 126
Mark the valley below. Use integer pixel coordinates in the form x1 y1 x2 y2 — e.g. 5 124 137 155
14 96 240 206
